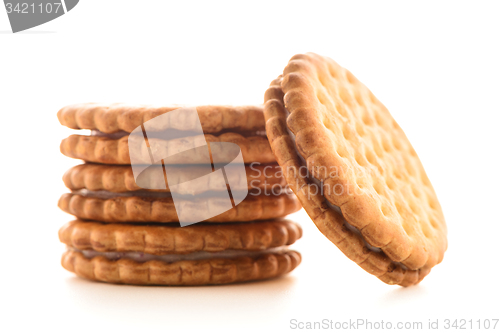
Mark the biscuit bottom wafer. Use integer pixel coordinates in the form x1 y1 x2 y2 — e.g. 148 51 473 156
60 132 275 165
62 248 301 285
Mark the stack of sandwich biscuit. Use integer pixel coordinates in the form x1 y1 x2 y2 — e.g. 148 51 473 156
57 103 302 285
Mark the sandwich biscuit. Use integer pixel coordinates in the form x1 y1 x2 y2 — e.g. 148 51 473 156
60 219 302 285
264 53 447 286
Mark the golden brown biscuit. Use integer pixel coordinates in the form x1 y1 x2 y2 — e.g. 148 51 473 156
63 163 286 194
264 53 446 286
58 191 302 223
59 219 302 254
57 103 266 134
61 249 301 285
60 132 275 165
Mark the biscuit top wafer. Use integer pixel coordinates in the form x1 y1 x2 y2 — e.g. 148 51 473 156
57 103 265 133
59 219 302 255
267 53 446 272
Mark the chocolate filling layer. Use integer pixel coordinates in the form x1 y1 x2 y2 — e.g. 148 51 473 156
73 189 174 199
72 188 284 200
91 129 267 140
70 246 289 263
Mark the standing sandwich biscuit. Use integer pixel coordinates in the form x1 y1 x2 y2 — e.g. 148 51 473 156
264 53 447 286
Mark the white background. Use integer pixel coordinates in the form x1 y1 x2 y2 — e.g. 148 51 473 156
1 1 499 332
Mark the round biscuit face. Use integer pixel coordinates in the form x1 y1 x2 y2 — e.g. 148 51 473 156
264 53 447 284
